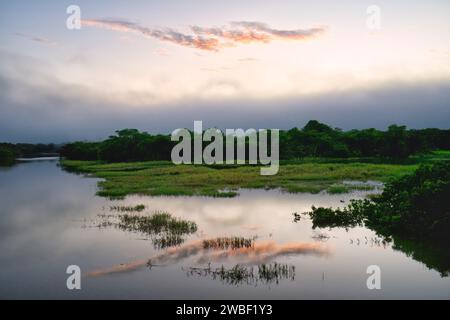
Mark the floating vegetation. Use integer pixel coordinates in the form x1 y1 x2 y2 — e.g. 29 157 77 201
110 204 146 212
258 262 295 284
185 262 295 286
93 211 197 249
152 233 186 250
117 212 197 249
292 212 301 223
349 236 388 248
118 212 197 235
311 231 331 242
202 237 255 250
304 201 366 229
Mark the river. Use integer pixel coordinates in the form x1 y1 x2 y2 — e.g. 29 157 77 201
0 159 448 299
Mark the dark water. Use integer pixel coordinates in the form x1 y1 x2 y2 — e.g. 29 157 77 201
0 160 449 299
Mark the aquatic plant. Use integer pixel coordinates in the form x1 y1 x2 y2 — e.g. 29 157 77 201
311 231 330 241
306 202 365 229
110 204 146 212
119 212 197 235
202 237 254 250
152 233 186 250
185 262 295 286
94 211 197 249
257 262 295 284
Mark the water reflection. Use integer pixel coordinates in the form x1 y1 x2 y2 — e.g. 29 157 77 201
391 236 450 277
0 160 449 299
87 239 329 277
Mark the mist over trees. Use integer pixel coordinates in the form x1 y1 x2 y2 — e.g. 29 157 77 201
58 120 450 162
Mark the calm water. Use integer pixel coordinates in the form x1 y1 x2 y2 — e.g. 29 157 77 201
0 160 449 299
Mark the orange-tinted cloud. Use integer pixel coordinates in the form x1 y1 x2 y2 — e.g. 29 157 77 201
82 19 222 51
191 22 326 45
82 19 326 51
191 26 271 44
230 21 327 40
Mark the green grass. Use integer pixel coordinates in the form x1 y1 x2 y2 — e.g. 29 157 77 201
327 184 350 194
61 151 450 199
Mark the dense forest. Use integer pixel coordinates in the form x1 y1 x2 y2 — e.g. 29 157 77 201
59 120 450 162
0 143 60 165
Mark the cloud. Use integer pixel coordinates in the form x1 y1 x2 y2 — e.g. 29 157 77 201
192 22 326 44
14 33 57 46
82 19 221 51
230 21 327 40
1 52 449 143
81 19 326 51
191 25 271 44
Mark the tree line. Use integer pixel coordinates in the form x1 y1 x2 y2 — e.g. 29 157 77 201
0 143 60 165
58 120 450 162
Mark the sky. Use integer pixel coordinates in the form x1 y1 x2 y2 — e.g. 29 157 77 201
0 0 449 142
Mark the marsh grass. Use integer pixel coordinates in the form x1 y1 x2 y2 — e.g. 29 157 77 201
110 204 146 212
327 184 349 194
118 212 197 236
95 211 197 249
186 262 295 286
202 237 255 250
152 233 185 249
327 182 379 194
257 262 295 284
59 156 441 198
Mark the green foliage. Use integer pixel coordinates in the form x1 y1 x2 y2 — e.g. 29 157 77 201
327 184 349 194
306 162 450 243
61 129 174 162
0 145 16 165
363 162 450 241
60 141 99 160
308 200 366 229
0 143 61 165
60 121 450 162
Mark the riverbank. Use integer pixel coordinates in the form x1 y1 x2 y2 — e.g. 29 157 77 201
60 151 450 198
